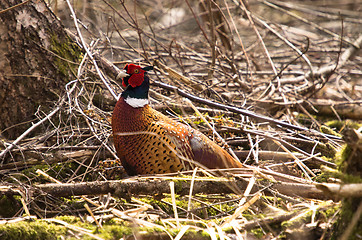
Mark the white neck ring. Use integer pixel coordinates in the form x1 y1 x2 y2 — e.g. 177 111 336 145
124 97 148 108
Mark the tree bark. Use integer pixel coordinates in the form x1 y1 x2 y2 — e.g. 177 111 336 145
0 0 81 139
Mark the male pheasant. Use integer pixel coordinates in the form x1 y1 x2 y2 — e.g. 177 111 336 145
112 63 243 176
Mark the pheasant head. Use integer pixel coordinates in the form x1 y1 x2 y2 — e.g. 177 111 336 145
120 64 154 108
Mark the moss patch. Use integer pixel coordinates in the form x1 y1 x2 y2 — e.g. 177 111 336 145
324 120 361 132
49 33 82 79
0 220 66 240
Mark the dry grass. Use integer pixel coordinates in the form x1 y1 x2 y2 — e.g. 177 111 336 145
1 0 361 239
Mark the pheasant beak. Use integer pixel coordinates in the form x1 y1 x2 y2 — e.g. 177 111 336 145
117 70 129 79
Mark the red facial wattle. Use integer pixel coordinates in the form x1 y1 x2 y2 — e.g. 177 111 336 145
122 64 145 88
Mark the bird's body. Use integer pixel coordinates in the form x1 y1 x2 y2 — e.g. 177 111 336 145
112 64 243 176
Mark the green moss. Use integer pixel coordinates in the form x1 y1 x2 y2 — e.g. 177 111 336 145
341 173 362 183
11 160 90 186
173 179 188 194
49 33 82 79
49 161 91 181
335 144 348 169
202 201 236 218
261 196 286 209
242 212 256 221
54 215 80 224
333 198 361 240
251 228 265 238
333 145 362 183
324 120 361 132
137 228 211 240
0 217 136 240
281 210 313 228
138 196 174 216
6 164 48 184
320 125 342 138
318 165 362 183
61 196 84 208
162 194 195 212
97 224 133 240
0 216 170 240
170 106 182 115
0 220 66 240
295 113 316 125
318 142 338 158
184 228 210 239
54 216 135 240
242 210 267 221
314 165 335 182
54 215 95 232
323 204 340 219
137 193 240 219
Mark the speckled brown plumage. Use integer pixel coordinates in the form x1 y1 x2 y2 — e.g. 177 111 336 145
111 64 244 176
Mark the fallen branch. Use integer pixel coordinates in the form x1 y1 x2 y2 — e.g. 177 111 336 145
33 177 332 200
316 183 362 198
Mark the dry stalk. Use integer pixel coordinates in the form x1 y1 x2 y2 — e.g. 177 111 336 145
2 0 361 238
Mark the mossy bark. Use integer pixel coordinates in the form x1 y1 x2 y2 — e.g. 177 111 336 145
333 128 362 239
0 0 81 139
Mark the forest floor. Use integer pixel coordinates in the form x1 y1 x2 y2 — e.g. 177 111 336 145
0 0 361 239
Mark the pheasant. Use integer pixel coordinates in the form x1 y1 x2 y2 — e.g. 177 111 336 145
112 63 243 176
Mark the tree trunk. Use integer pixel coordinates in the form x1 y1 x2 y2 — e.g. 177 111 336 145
0 0 81 139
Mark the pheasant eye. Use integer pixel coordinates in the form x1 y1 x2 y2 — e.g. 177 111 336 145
134 69 139 74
